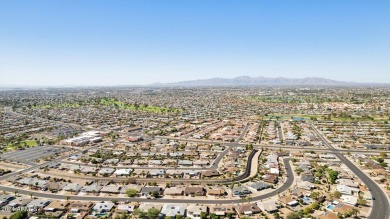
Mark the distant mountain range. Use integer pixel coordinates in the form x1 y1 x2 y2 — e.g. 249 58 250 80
151 76 381 87
2 76 388 89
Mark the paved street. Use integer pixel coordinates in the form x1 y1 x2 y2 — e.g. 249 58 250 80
310 124 390 219
158 136 390 154
0 158 293 204
0 146 71 165
1 107 388 218
277 121 284 142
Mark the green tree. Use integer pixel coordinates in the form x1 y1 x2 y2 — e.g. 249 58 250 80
125 189 138 197
210 213 218 219
333 191 342 199
152 190 160 198
376 158 385 163
303 206 312 214
311 202 320 210
133 209 146 218
327 170 339 184
310 192 320 200
287 212 300 219
10 211 28 219
226 213 234 219
350 208 359 216
120 212 128 219
245 195 252 203
200 211 207 219
295 168 303 174
357 198 367 206
147 207 160 218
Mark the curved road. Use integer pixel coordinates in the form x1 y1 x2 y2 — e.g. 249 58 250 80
5 107 386 216
0 158 293 204
157 136 390 154
310 124 390 219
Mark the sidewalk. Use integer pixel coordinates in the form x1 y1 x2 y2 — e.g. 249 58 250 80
346 155 390 217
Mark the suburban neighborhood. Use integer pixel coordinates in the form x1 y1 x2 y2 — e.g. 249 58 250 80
0 87 389 219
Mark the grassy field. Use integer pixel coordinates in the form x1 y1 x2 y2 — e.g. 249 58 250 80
2 140 38 152
31 99 183 114
246 96 347 104
33 103 80 109
263 114 388 122
99 98 183 114
4 144 17 152
24 140 38 146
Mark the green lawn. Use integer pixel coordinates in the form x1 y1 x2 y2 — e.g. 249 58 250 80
33 103 80 109
24 140 38 147
4 145 17 152
99 98 183 114
2 140 38 152
31 99 183 114
264 114 387 122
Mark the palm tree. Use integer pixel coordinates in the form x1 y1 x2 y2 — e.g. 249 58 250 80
329 192 334 200
351 208 359 216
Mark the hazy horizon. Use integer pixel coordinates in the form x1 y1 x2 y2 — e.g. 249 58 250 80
1 75 387 88
1 0 390 86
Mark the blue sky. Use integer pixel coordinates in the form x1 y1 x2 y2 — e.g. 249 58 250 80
1 0 389 86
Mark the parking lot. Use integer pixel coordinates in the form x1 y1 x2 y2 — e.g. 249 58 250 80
0 146 71 165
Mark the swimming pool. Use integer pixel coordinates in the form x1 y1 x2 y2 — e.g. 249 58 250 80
90 213 109 218
326 204 335 210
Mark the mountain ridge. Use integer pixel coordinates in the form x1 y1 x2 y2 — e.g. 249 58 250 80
2 76 388 88
150 76 379 87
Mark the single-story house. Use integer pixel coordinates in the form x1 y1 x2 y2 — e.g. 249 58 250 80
92 202 115 213
235 203 261 215
114 168 133 176
249 182 270 191
187 204 207 219
184 187 205 196
160 203 186 217
100 185 121 194
140 186 162 196
257 201 279 213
